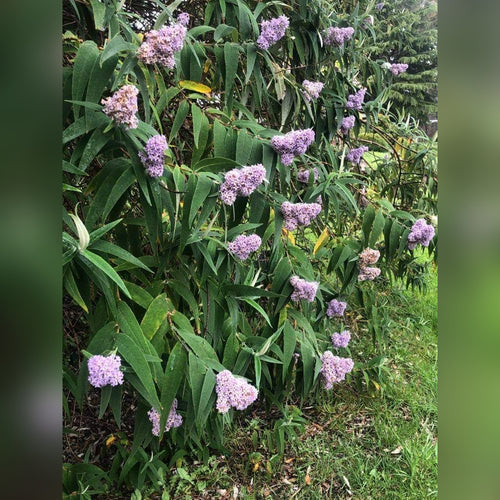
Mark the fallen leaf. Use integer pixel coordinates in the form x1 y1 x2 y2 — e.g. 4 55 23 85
391 446 403 455
305 466 311 485
105 435 116 447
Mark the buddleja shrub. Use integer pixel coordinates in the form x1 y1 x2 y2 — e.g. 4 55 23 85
62 0 436 489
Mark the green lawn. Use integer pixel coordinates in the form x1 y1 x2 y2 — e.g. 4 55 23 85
161 265 437 499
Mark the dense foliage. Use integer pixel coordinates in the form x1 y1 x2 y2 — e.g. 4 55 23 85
62 0 437 495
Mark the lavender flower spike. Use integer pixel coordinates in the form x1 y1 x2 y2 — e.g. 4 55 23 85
290 276 319 302
271 129 315 166
326 299 347 318
302 80 324 101
297 168 319 183
346 88 367 110
347 146 369 165
219 164 266 205
281 201 321 230
320 351 354 389
407 219 435 250
256 15 289 50
148 399 183 436
101 85 139 130
359 248 380 267
331 330 351 348
358 266 381 281
139 134 168 178
216 370 258 414
324 27 355 47
88 354 124 388
389 63 409 76
340 116 356 134
228 234 262 260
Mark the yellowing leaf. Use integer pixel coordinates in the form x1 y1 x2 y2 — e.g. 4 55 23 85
253 462 260 472
282 227 295 245
203 59 211 73
313 227 329 255
106 435 116 447
179 80 212 96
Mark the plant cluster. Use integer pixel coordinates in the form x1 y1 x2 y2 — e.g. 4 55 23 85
62 0 437 495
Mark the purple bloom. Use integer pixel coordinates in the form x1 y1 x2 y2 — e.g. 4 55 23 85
365 15 374 26
340 115 356 134
87 354 124 388
389 63 409 76
359 248 380 267
101 85 139 129
139 134 168 178
347 146 369 165
346 88 367 110
256 15 289 50
358 266 381 281
137 20 187 68
177 12 190 26
407 219 435 250
320 351 354 389
376 2 385 10
219 164 266 205
297 168 319 183
327 299 347 318
216 370 258 414
290 275 318 302
148 399 182 436
271 129 315 166
324 27 355 47
331 330 351 348
228 234 262 260
281 201 321 230
302 80 324 101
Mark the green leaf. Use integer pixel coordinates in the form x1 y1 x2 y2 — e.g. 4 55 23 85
214 24 236 41
72 41 99 119
189 174 213 226
90 240 152 272
159 342 187 439
191 103 203 149
282 323 296 382
80 249 131 298
79 127 110 171
101 34 136 65
369 210 385 248
117 333 160 408
140 294 172 340
123 280 154 309
64 268 88 312
90 0 106 30
224 42 239 106
101 165 136 219
223 284 279 298
222 332 239 371
242 298 272 327
169 100 190 143
89 218 123 242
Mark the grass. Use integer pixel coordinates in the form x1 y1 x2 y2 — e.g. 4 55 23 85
162 263 437 499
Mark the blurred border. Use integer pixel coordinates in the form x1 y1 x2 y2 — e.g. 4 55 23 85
0 0 62 498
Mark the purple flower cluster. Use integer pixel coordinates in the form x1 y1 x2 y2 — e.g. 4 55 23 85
407 219 435 250
228 234 262 260
290 276 318 302
281 201 321 230
137 17 187 68
88 354 124 388
302 80 324 101
326 299 347 318
358 266 381 281
101 85 139 129
340 115 356 134
324 27 355 47
297 168 319 183
376 2 385 10
389 63 409 75
176 12 190 26
358 248 381 281
220 164 266 205
216 370 258 414
347 146 369 165
331 330 351 348
359 248 380 267
139 134 168 178
346 88 367 110
320 351 354 389
147 399 183 436
346 146 368 165
256 15 289 50
271 129 315 166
